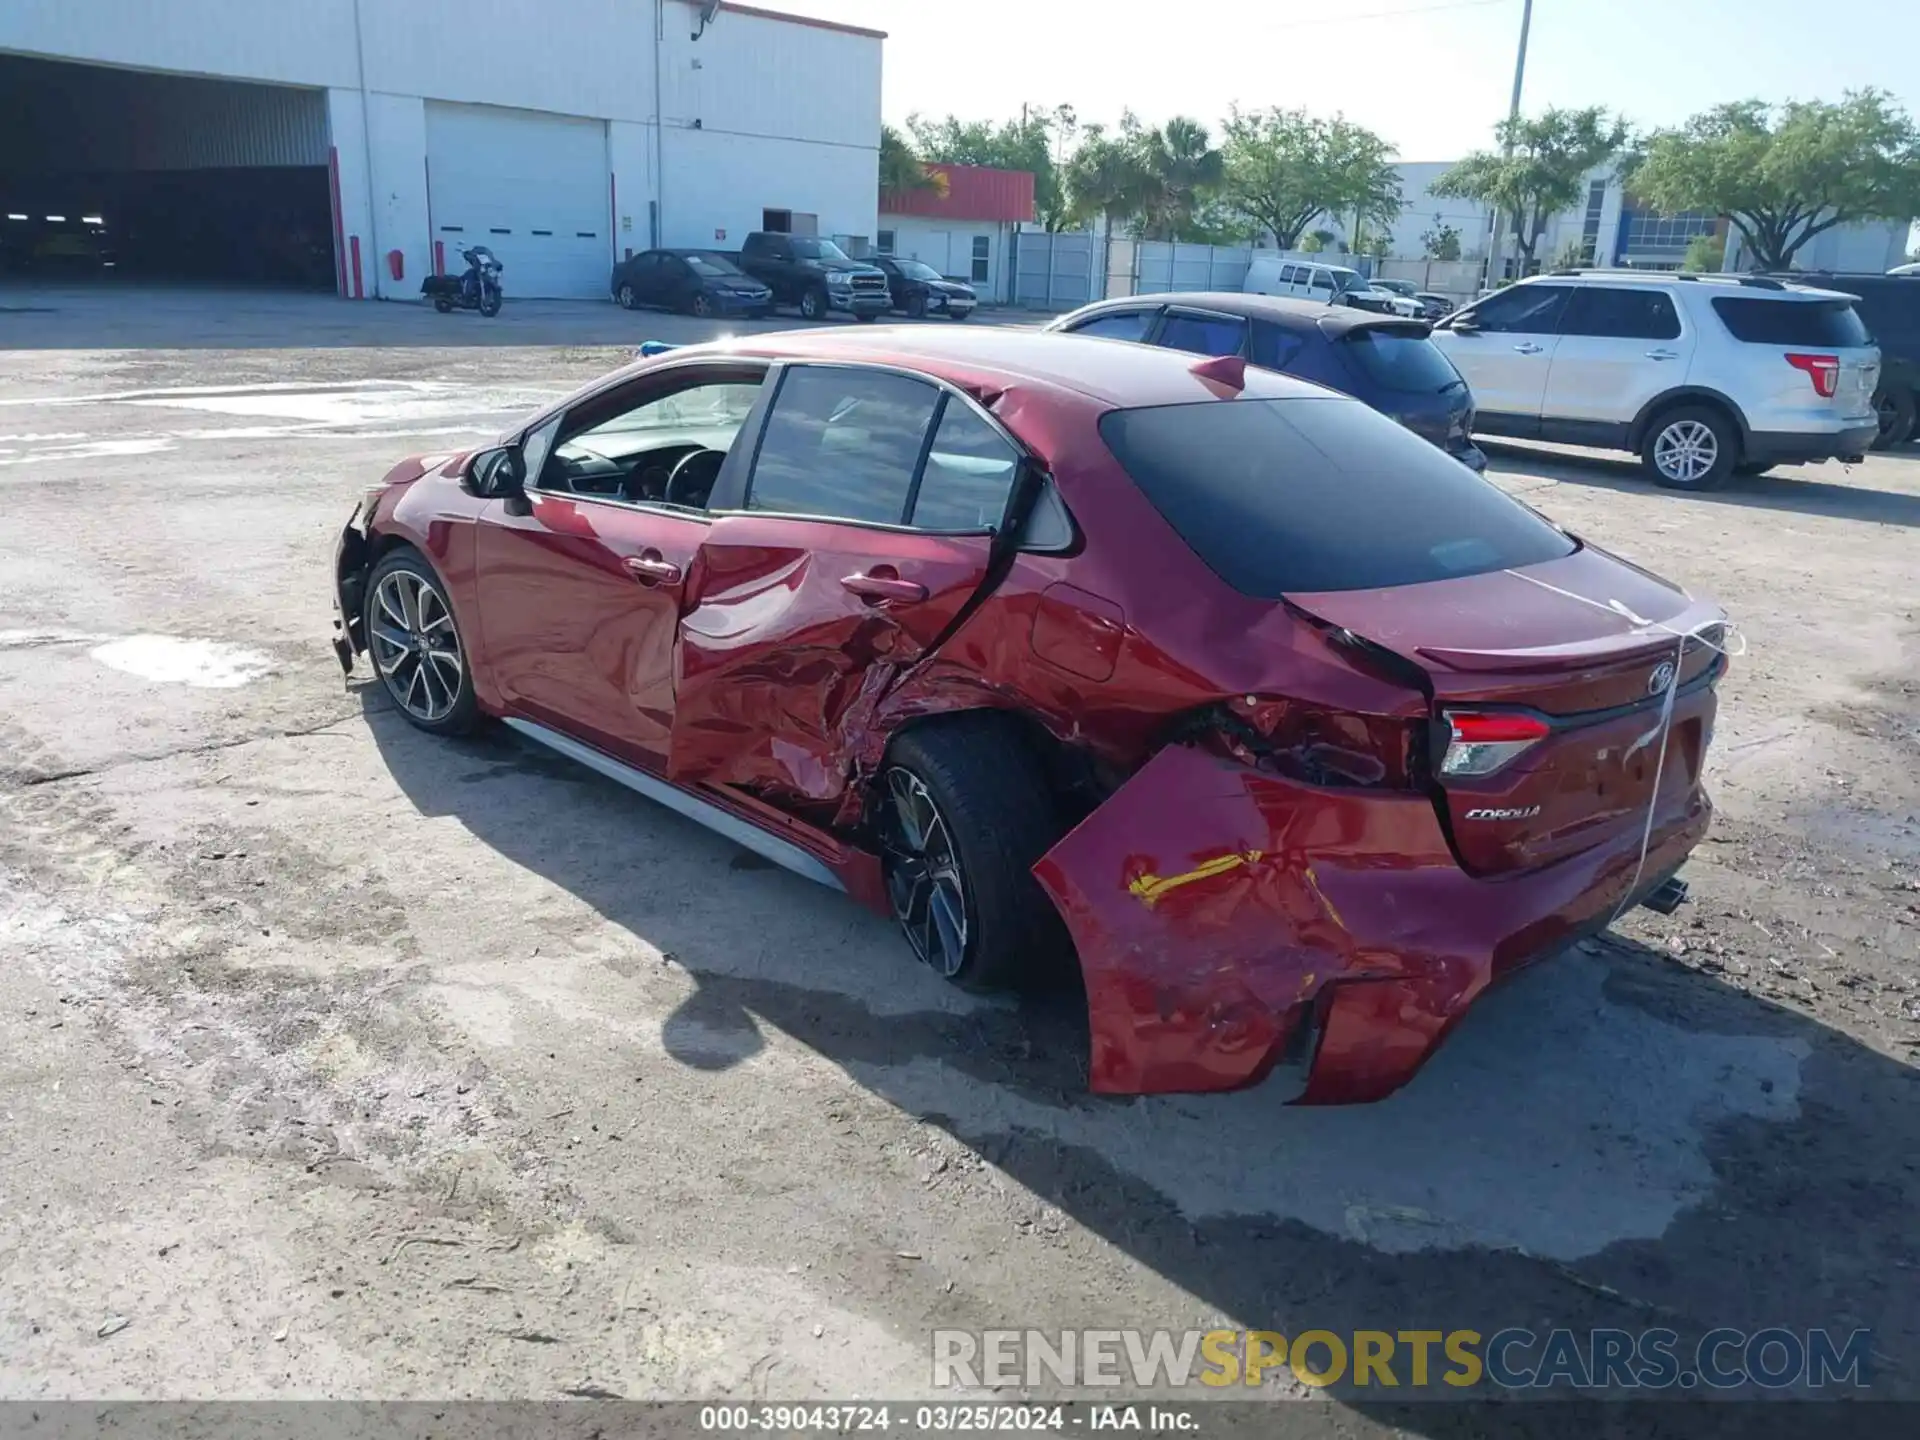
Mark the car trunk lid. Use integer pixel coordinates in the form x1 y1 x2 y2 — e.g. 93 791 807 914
1288 546 1724 876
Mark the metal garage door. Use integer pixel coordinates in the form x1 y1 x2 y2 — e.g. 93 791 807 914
425 102 609 300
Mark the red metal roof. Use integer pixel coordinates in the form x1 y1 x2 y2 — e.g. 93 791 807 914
882 164 1036 223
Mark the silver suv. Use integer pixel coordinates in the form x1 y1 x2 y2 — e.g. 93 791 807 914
1429 271 1881 489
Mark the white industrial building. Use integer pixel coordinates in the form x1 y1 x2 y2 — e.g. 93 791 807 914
0 0 884 299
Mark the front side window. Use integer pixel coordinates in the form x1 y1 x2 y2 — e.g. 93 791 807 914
1558 286 1682 340
1309 271 1336 294
1157 312 1249 358
747 368 941 524
897 259 943 281
1069 309 1158 342
1461 283 1573 334
536 375 763 503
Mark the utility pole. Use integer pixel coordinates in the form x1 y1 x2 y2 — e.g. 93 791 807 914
1483 0 1534 290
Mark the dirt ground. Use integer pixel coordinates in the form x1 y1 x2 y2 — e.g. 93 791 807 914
1 284 1916 1430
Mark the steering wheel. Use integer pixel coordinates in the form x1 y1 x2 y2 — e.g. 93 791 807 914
664 447 726 508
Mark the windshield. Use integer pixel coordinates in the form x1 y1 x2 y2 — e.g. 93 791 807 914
792 238 853 263
895 259 943 281
1342 328 1465 392
1099 397 1574 594
1327 268 1365 294
685 253 745 278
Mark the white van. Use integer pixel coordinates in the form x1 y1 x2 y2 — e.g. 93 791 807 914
1244 256 1420 316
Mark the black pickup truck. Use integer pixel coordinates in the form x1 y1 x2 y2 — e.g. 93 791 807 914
734 232 891 322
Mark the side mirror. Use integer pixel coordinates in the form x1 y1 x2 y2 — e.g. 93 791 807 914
1447 317 1480 334
467 445 526 498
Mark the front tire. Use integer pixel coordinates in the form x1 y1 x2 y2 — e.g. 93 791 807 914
799 288 827 321
1641 406 1736 491
433 297 453 314
478 287 502 318
617 283 638 310
363 549 481 736
877 717 1068 993
906 291 928 320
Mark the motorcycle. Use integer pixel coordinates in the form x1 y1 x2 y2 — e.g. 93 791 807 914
421 245 504 317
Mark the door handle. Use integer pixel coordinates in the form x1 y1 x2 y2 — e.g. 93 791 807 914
624 551 683 585
1512 342 1544 355
840 569 928 604
1645 348 1680 360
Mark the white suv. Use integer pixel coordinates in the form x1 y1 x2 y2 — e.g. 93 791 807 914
1429 271 1881 489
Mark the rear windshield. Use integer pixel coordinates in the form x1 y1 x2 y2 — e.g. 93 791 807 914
1710 297 1871 347
1099 397 1575 595
1341 328 1464 392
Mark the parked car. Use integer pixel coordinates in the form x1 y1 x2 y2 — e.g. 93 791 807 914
331 326 1725 1104
1244 256 1421 317
734 231 890 322
1751 270 1918 448
1414 292 1457 320
1429 270 1881 489
873 256 976 320
611 248 772 318
1045 292 1486 470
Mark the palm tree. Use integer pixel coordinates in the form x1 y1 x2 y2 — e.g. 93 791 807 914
880 124 945 198
1145 117 1225 240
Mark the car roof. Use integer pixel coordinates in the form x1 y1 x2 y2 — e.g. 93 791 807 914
1064 291 1423 336
710 324 1336 407
1508 270 1862 303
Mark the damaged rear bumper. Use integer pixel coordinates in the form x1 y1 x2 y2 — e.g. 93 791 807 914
1031 744 1711 1103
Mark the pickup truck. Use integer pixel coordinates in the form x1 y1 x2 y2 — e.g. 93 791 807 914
735 232 891 322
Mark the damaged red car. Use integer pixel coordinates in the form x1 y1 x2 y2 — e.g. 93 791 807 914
332 327 1726 1102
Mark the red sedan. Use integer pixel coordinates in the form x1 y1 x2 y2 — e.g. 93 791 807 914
332 326 1726 1102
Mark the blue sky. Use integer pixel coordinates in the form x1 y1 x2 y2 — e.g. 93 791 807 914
773 0 1920 162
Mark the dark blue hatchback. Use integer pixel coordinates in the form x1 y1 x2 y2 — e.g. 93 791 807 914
1045 292 1486 471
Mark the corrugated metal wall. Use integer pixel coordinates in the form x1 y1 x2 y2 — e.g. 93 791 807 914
0 54 328 174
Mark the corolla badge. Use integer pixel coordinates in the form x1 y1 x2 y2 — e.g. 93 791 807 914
1648 660 1677 695
1464 806 1542 821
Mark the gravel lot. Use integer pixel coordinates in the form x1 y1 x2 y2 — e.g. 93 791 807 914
2 284 1916 1426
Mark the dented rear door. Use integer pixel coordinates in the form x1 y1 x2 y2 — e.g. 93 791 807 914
666 364 1022 805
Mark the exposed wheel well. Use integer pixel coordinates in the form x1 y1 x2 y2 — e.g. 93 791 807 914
1631 390 1747 458
876 706 1118 834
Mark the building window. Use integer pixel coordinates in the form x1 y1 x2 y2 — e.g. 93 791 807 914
1620 206 1717 259
877 230 895 255
1579 179 1606 265
970 234 990 284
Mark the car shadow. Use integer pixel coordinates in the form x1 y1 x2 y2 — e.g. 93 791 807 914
1480 440 1920 530
360 693 1919 1422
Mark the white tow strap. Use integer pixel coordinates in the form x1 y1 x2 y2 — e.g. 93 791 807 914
1502 568 1748 928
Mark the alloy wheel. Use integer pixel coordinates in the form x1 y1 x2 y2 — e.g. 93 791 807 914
618 284 636 309
1654 419 1717 484
368 569 464 723
880 767 970 978
692 293 713 318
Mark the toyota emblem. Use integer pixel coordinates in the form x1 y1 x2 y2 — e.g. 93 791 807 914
1648 661 1677 695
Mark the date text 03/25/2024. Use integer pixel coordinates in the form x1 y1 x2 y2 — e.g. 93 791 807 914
696 1404 1193 1432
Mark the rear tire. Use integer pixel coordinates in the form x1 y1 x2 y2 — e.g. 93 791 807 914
1872 384 1916 450
877 716 1069 993
1641 405 1736 491
690 292 714 319
906 291 928 319
433 297 452 314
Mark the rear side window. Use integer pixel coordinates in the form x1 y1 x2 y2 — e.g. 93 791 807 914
1559 286 1682 340
1099 398 1575 595
1251 322 1307 371
1710 297 1870 347
910 402 1020 531
747 367 939 524
1340 328 1464 391
1157 312 1248 358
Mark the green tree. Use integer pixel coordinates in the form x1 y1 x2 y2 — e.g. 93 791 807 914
1219 107 1403 250
1359 230 1394 260
1063 120 1155 235
1420 220 1462 260
1629 91 1920 271
1682 231 1728 273
879 124 944 199
1433 107 1629 274
1301 228 1336 254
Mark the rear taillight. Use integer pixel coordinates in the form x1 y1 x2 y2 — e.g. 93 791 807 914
1438 710 1552 778
1785 352 1840 398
